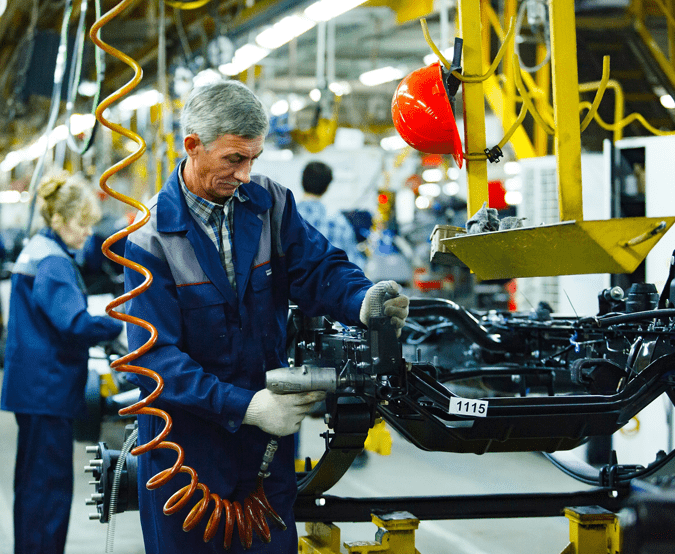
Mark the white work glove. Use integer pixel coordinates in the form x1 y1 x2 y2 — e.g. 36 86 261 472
242 389 326 436
359 280 410 335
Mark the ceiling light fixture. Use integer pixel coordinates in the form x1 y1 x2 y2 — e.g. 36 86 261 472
505 190 523 205
359 66 404 87
422 168 443 182
447 167 460 180
256 15 316 49
419 182 441 197
118 89 164 112
660 94 675 109
219 44 270 76
304 0 368 22
289 95 307 112
0 191 21 204
0 114 98 173
270 99 290 116
77 80 98 98
329 81 352 96
415 196 431 209
504 161 521 175
443 181 460 196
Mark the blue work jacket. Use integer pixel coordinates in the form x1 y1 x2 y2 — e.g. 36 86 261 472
124 163 372 551
1 228 123 418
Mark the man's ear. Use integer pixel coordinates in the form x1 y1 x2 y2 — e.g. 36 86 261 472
184 134 201 158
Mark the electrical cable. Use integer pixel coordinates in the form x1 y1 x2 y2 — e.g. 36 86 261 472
575 309 675 327
513 0 551 74
105 426 138 553
90 0 286 549
65 0 105 155
578 99 675 137
544 446 675 487
0 0 38 122
24 0 75 238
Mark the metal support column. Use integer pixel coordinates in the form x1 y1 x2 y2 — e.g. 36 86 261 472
458 0 488 217
548 0 583 222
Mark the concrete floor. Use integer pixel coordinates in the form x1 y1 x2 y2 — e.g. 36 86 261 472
0 384 596 554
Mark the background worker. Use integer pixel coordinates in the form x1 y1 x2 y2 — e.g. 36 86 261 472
123 79 409 553
1 173 124 554
297 160 366 270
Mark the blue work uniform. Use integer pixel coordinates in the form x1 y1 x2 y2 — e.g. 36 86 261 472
1 227 123 554
124 163 372 553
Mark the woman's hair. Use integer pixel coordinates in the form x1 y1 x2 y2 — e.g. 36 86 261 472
37 172 101 228
180 80 269 148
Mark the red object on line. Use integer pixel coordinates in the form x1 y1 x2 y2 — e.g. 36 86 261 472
505 279 518 312
488 180 508 211
391 62 464 168
421 154 444 167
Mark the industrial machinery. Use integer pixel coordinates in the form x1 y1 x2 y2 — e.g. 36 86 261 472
86 277 675 551
77 0 675 550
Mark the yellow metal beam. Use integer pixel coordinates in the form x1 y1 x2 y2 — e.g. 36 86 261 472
534 43 551 156
432 0 675 280
548 0 583 222
458 0 488 217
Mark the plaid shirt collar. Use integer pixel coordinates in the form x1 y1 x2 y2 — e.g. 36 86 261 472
178 159 248 224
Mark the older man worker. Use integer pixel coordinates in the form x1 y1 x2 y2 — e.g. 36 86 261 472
123 79 409 553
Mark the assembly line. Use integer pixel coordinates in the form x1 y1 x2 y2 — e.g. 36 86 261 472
1 0 675 553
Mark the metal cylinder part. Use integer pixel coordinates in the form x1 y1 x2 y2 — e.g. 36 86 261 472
265 365 338 394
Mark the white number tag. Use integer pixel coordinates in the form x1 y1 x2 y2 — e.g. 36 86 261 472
448 397 489 418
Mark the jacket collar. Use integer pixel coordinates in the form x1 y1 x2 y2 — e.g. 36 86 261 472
157 158 272 234
156 159 273 306
41 227 75 258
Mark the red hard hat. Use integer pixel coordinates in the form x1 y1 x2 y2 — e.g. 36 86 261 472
391 62 464 168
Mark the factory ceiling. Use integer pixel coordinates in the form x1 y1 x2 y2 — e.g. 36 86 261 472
0 0 455 157
1 0 675 162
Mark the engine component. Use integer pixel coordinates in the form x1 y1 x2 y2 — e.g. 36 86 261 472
85 424 139 524
87 285 675 526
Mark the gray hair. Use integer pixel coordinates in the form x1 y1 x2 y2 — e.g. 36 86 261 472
180 80 269 148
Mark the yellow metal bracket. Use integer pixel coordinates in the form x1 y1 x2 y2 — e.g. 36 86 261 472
299 513 421 554
438 218 675 280
433 0 675 280
344 512 421 554
562 506 621 554
299 521 343 554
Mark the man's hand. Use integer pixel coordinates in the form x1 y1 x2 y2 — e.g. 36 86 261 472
243 389 326 436
359 280 410 335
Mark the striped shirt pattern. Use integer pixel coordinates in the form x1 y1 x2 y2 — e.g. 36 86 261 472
178 164 246 295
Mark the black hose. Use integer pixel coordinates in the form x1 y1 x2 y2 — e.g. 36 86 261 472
576 309 675 327
408 298 507 352
544 446 675 487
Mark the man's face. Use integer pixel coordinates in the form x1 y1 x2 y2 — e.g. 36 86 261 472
184 133 264 204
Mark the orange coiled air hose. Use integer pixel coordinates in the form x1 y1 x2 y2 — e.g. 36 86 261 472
88 1 286 549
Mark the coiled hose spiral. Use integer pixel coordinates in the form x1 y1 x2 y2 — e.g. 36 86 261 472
89 1 286 548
